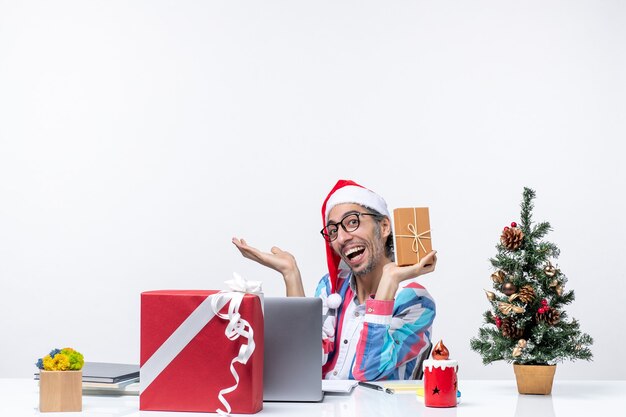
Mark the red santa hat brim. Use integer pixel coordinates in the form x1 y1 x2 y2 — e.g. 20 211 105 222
324 184 390 222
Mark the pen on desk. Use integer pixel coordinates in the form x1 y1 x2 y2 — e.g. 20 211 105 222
358 381 394 394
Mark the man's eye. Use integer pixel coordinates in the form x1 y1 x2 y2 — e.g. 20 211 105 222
347 219 359 227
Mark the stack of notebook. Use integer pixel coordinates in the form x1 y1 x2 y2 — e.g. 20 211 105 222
36 362 140 395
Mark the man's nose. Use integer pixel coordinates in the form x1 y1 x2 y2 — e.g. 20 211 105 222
335 226 353 245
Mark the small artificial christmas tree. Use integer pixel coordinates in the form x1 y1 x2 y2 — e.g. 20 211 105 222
470 188 593 373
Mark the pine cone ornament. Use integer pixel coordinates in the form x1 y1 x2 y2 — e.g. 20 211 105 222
536 307 561 325
517 285 536 304
500 318 524 339
500 227 524 250
546 309 560 325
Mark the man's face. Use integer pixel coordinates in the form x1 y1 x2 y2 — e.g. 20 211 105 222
327 203 390 277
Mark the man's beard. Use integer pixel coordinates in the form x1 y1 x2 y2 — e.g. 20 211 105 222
352 225 385 278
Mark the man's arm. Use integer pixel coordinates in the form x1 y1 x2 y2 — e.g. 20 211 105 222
232 237 305 296
353 251 437 381
375 251 437 300
353 284 436 381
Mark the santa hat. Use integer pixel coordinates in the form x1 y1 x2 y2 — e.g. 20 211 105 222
321 179 390 308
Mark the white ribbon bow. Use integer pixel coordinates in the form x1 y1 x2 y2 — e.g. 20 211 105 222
210 273 263 416
225 272 263 294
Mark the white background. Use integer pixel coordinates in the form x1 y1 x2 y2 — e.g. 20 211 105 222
1 0 624 380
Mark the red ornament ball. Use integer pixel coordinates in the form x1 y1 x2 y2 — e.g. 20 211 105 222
541 299 548 306
511 222 517 227
503 226 509 231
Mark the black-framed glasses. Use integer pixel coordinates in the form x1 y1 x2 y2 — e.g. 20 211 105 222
320 212 379 242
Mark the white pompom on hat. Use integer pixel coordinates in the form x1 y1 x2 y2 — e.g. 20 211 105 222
325 293 343 309
321 179 390 309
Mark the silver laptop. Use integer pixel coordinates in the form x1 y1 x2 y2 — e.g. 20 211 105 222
263 297 324 402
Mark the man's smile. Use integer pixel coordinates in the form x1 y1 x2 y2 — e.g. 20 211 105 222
342 244 367 266
344 245 365 259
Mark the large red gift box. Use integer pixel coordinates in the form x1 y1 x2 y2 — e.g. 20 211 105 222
140 290 264 413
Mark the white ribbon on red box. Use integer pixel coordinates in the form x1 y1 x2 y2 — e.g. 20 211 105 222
210 274 263 415
140 273 263 416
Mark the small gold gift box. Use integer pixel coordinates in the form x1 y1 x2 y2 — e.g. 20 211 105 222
393 207 432 266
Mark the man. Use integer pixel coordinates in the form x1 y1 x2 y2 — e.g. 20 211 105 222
233 179 436 381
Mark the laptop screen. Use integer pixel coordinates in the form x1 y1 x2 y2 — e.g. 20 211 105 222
263 297 323 402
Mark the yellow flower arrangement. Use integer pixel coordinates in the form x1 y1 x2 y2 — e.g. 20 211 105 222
36 348 84 371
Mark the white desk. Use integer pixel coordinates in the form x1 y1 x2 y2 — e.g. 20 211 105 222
1 379 623 417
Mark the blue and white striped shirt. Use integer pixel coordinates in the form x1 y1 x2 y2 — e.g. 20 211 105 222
315 270 436 380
